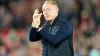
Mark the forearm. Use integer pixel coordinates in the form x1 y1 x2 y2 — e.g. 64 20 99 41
38 22 73 45
29 27 42 42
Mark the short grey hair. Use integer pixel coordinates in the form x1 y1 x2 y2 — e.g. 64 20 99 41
44 0 59 8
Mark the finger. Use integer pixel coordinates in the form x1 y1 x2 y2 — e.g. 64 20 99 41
32 13 42 19
33 14 41 18
33 13 40 17
34 9 38 12
34 9 39 14
37 13 42 18
38 13 42 17
40 13 42 16
34 13 42 17
33 13 39 18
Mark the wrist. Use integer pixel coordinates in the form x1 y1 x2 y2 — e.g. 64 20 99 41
37 27 43 32
31 22 39 28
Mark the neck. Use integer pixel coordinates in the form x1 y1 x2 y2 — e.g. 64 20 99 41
50 14 58 25
50 19 54 25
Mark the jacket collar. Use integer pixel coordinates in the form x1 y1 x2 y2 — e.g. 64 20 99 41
50 16 60 26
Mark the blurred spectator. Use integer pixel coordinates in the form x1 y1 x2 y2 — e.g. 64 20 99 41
89 34 100 56
0 39 7 56
0 0 100 56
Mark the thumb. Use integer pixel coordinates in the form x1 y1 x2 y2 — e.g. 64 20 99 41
40 13 42 16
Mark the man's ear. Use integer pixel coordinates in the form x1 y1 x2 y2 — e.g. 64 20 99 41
56 7 59 13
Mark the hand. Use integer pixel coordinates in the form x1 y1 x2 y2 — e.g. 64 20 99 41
32 9 42 28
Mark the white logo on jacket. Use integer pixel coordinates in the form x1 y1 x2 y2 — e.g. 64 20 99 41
49 26 59 35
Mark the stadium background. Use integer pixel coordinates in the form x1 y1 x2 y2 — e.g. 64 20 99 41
0 0 100 56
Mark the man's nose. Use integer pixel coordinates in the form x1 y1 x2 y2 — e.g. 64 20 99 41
44 12 48 15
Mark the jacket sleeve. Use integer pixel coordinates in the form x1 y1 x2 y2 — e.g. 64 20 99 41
39 21 73 45
29 27 42 42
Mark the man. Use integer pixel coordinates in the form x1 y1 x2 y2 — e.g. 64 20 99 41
29 0 74 56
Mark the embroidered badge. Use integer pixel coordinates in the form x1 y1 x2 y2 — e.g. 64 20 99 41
49 26 59 35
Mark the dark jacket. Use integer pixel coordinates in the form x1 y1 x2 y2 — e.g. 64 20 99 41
29 16 74 56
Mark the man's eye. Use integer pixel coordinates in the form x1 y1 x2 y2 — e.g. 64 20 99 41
42 9 45 12
47 9 50 10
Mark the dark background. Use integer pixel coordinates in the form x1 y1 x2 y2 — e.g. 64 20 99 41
0 0 100 56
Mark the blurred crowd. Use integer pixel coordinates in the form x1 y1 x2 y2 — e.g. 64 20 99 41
0 0 100 56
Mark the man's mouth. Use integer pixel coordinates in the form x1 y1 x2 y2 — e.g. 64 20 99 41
45 15 49 18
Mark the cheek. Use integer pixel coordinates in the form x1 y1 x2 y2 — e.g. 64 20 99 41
52 10 57 14
51 11 56 15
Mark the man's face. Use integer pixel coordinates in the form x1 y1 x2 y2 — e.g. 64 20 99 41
42 2 59 21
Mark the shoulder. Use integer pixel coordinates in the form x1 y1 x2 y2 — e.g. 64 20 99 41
63 20 73 30
58 17 73 33
58 16 73 28
65 20 73 28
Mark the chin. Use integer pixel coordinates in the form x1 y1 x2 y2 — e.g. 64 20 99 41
46 19 51 21
45 18 50 21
